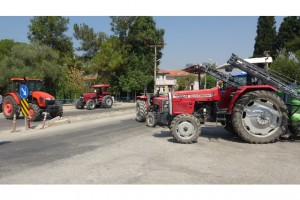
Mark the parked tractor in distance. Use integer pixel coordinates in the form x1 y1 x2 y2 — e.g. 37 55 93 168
2 78 63 121
75 84 113 110
136 54 300 144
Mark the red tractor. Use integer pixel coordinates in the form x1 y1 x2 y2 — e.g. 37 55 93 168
75 84 113 110
2 78 63 121
136 54 300 144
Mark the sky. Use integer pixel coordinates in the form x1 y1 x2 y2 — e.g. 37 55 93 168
0 16 285 70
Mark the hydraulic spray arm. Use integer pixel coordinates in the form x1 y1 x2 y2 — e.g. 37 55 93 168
183 64 242 88
227 54 300 100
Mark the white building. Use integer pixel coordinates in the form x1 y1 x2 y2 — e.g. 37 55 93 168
156 69 199 94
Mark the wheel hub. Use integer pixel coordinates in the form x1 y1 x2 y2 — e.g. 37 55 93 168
4 102 12 115
106 99 112 106
256 112 271 125
242 100 281 137
177 121 195 137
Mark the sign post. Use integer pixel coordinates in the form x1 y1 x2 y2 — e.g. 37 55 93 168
20 85 30 129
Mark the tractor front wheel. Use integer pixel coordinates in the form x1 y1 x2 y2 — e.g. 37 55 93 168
171 114 200 144
28 103 42 121
3 95 20 119
146 112 157 127
50 103 63 118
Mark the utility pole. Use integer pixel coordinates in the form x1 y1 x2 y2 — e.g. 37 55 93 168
150 44 163 93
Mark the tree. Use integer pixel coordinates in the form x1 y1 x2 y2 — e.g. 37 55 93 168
110 16 135 44
200 75 216 89
56 66 86 99
28 16 73 58
73 23 107 60
110 16 165 93
119 69 152 99
90 36 127 94
0 42 79 98
0 42 60 93
175 75 196 91
270 49 300 83
276 16 300 52
0 39 16 61
253 16 277 57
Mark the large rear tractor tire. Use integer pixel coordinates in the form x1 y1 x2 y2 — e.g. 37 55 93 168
146 112 157 127
28 103 42 121
86 99 96 110
136 100 147 122
50 103 63 118
3 95 20 119
75 99 85 109
102 95 113 108
171 114 200 144
232 90 288 144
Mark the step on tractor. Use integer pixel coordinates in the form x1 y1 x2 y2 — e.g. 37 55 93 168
136 54 300 144
75 84 113 110
3 78 63 121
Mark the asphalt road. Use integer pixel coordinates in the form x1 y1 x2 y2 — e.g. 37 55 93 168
0 113 299 184
0 102 135 132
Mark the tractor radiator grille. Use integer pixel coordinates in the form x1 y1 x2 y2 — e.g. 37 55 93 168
46 100 56 106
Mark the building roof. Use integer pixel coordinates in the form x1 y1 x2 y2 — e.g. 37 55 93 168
158 69 196 77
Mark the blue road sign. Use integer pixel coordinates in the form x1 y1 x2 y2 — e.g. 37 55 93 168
20 85 29 99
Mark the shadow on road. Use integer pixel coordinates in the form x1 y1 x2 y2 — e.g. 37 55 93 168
154 125 300 144
0 141 12 146
200 126 246 143
153 126 246 144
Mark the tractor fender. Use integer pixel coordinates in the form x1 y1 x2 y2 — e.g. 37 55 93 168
227 85 277 114
5 92 20 105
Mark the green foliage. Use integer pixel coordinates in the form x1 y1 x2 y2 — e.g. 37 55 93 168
0 42 59 92
73 23 107 60
110 16 165 93
110 16 135 43
0 42 81 98
0 39 16 61
90 36 127 93
175 75 196 91
286 37 300 52
270 49 300 83
276 17 300 52
28 16 73 59
56 66 85 99
200 75 216 89
119 70 152 93
253 16 277 57
91 36 126 76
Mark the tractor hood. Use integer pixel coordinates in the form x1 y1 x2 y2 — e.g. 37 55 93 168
32 91 55 100
172 87 221 101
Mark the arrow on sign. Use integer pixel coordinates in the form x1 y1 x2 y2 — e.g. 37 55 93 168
21 87 27 96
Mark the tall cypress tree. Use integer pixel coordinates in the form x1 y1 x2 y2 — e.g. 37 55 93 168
276 16 300 52
253 16 277 57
